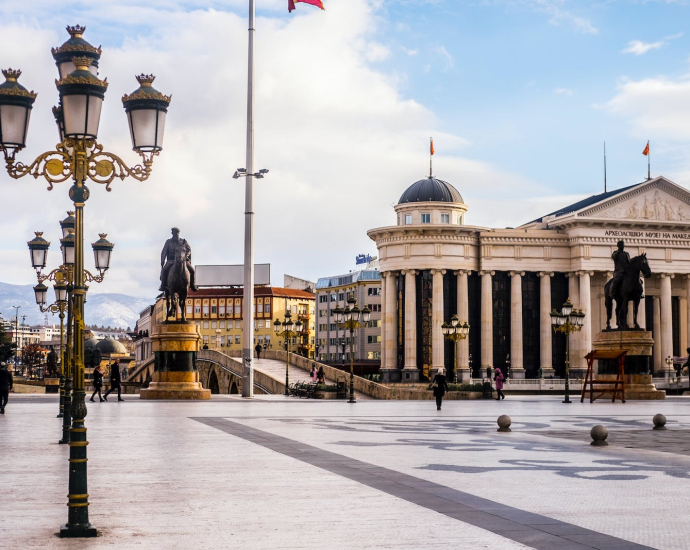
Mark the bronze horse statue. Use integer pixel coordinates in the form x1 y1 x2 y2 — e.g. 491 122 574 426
164 243 190 322
604 253 652 330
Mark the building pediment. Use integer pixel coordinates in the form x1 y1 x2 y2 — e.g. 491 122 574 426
570 177 690 224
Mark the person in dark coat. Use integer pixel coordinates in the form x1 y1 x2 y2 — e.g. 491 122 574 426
432 368 449 410
255 343 262 359
317 366 325 384
103 360 124 401
90 366 104 402
494 367 505 400
0 362 13 414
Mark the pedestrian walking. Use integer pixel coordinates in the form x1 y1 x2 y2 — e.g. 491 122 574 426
103 359 124 401
494 367 505 400
0 362 13 414
90 366 104 402
317 366 325 384
310 364 318 382
255 342 262 359
432 368 448 410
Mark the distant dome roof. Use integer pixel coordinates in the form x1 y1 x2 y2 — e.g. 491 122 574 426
84 337 97 349
96 337 127 355
398 177 463 204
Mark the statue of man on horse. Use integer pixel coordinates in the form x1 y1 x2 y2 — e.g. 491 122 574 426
604 240 652 331
159 227 198 321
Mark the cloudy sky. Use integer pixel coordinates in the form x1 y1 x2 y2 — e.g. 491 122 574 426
1 0 690 299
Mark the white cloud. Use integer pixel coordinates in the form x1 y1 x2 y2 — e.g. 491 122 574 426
432 45 454 71
554 87 573 96
0 0 549 301
401 46 418 56
623 32 682 56
521 0 598 35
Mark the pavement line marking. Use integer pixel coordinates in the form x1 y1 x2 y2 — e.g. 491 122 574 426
192 417 654 550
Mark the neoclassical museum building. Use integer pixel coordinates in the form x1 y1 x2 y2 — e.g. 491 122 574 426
367 174 690 383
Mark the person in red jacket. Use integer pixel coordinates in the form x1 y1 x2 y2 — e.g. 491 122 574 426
494 367 505 400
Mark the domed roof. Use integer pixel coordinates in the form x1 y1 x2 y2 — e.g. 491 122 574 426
398 177 463 204
84 337 97 349
96 337 127 355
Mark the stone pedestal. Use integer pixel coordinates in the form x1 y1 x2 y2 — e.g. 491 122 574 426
591 330 665 400
139 321 210 400
400 367 419 383
380 368 402 383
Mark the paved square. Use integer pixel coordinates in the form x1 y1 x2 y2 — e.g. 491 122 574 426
2 394 689 549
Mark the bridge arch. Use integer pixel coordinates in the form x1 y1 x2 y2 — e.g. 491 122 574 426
208 370 220 394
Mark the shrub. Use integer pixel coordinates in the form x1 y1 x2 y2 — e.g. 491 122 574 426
315 384 337 393
427 382 484 392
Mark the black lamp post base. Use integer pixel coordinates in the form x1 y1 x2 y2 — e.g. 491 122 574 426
348 397 356 403
562 398 572 404
58 438 69 445
59 524 97 538
57 413 63 418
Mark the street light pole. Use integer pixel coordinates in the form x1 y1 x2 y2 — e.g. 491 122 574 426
550 299 585 404
12 305 19 373
334 296 370 404
274 311 302 396
442 315 470 383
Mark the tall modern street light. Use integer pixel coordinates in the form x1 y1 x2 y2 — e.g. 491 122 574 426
333 296 371 403
0 25 169 538
550 299 585 404
273 311 303 396
442 315 470 382
12 305 20 373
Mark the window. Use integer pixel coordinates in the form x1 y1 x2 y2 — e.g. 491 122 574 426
203 321 209 329
257 303 263 313
330 294 337 302
368 288 381 296
235 305 241 315
211 305 217 314
405 214 412 224
186 304 193 316
421 213 431 224
211 321 217 329
219 336 224 346
265 303 271 314
329 338 338 346
329 323 337 331
202 304 209 317
367 320 381 328
194 305 201 315
235 335 241 344
203 336 209 343
219 305 225 316
368 335 381 344
319 295 327 303
458 215 463 224
367 351 381 360
319 310 327 317
441 213 450 223
318 324 327 331
338 293 345 301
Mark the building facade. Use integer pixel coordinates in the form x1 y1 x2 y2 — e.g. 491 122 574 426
315 268 382 364
155 286 316 357
368 174 690 383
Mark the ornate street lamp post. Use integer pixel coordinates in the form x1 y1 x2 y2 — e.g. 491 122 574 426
441 315 470 382
550 299 585 404
333 296 371 403
273 311 303 396
0 25 169 538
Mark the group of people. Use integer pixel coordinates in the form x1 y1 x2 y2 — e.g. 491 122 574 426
432 365 506 410
90 359 124 402
310 365 325 384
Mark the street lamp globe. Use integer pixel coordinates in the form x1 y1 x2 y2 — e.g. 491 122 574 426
442 322 451 336
343 306 352 322
295 320 303 332
91 233 114 271
451 314 459 327
273 318 281 333
562 298 573 317
56 57 108 140
27 231 50 270
33 283 49 306
361 306 371 324
60 229 76 266
59 211 75 238
333 306 343 324
122 74 171 153
0 69 37 151
51 25 101 80
461 322 470 336
54 280 68 303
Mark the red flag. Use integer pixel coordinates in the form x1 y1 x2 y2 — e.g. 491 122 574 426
289 0 325 12
642 142 649 156
430 138 435 156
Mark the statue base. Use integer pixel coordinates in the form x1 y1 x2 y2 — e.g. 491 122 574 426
139 321 210 400
591 330 665 400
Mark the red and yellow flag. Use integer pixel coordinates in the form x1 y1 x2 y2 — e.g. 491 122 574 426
642 142 649 156
288 0 325 12
430 138 435 156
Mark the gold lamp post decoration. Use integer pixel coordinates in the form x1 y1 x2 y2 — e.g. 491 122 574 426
273 311 303 396
441 315 470 382
550 298 585 404
0 25 170 539
333 295 371 403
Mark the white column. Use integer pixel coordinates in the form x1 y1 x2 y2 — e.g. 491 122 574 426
510 271 525 378
431 269 445 372
480 271 494 369
403 270 417 370
455 270 470 381
679 297 687 355
639 277 647 330
660 273 674 377
567 273 581 370
653 296 661 373
380 271 386 369
385 272 399 369
538 272 554 377
579 271 593 366
686 275 690 354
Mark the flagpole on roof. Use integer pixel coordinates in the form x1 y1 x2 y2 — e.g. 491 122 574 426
604 141 607 193
647 140 651 181
430 137 433 178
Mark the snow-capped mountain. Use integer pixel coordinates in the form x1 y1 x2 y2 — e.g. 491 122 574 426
0 282 152 330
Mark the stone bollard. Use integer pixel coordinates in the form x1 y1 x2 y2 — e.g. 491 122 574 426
653 414 667 430
590 425 608 446
497 415 511 432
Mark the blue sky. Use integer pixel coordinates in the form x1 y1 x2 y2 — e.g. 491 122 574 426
1 0 690 297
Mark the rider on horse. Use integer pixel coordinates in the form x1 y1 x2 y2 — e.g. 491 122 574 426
159 227 198 292
610 240 630 302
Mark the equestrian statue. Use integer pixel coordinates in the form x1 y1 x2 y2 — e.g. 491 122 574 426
159 227 198 322
604 240 652 330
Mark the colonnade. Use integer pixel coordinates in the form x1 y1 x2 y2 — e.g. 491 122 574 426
379 269 681 382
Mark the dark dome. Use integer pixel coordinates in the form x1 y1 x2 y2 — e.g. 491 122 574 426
96 337 127 355
398 177 463 204
84 337 97 349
